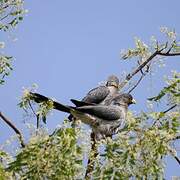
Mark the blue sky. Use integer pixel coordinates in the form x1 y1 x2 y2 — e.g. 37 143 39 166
1 0 180 178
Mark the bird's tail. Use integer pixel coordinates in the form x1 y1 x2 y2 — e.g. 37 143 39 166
30 92 71 113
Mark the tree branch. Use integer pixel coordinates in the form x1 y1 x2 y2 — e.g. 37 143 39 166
125 51 158 82
152 104 177 126
28 101 39 129
0 14 9 21
128 73 145 93
163 104 177 114
85 132 98 179
173 155 180 165
0 111 25 148
119 46 180 90
157 52 180 56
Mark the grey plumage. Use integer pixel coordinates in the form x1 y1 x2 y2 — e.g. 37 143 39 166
73 93 135 140
81 75 119 105
30 75 136 140
68 75 120 120
40 93 135 140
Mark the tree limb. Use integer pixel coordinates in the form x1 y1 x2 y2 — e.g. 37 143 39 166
173 155 180 165
128 73 145 93
152 104 177 126
0 111 25 148
163 104 177 114
157 52 180 56
119 47 180 90
0 14 9 21
85 132 98 179
126 52 158 81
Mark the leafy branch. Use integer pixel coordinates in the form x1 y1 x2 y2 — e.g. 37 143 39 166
85 28 180 179
120 28 180 90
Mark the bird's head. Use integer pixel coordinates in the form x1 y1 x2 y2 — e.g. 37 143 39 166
112 93 136 106
106 75 119 88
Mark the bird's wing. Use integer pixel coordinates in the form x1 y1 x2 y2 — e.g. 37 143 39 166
75 105 121 121
70 99 95 107
82 86 110 104
30 92 71 113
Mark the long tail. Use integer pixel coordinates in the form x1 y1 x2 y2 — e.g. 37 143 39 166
30 92 71 113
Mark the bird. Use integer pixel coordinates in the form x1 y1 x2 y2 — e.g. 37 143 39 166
68 75 120 120
31 93 135 140
30 75 120 121
80 75 120 105
71 93 136 140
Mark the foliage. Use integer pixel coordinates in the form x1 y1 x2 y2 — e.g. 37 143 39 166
148 72 180 103
0 71 178 179
0 0 25 31
6 127 85 180
92 110 179 179
0 151 12 179
89 72 180 179
122 27 180 60
0 55 12 84
18 86 54 125
0 5 180 178
0 0 26 84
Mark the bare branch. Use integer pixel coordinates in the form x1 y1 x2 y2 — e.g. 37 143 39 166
157 52 180 56
163 104 177 113
128 74 145 93
167 41 175 54
169 148 180 166
0 111 25 148
173 155 180 165
0 14 9 21
28 101 39 129
125 52 158 82
152 104 177 126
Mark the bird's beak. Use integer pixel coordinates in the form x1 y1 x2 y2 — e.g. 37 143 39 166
131 98 136 104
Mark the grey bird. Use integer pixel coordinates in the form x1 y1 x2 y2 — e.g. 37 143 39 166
68 75 120 120
70 93 136 140
31 93 135 140
81 75 120 105
30 75 120 121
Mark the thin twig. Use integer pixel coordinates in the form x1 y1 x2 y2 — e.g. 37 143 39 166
173 155 180 165
128 74 145 93
163 104 177 113
0 111 25 148
152 104 177 126
28 101 39 129
157 52 180 56
169 148 180 166
0 14 9 21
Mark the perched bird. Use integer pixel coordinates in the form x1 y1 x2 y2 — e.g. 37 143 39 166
30 75 120 121
70 93 136 140
81 75 120 105
31 93 135 140
68 75 120 120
